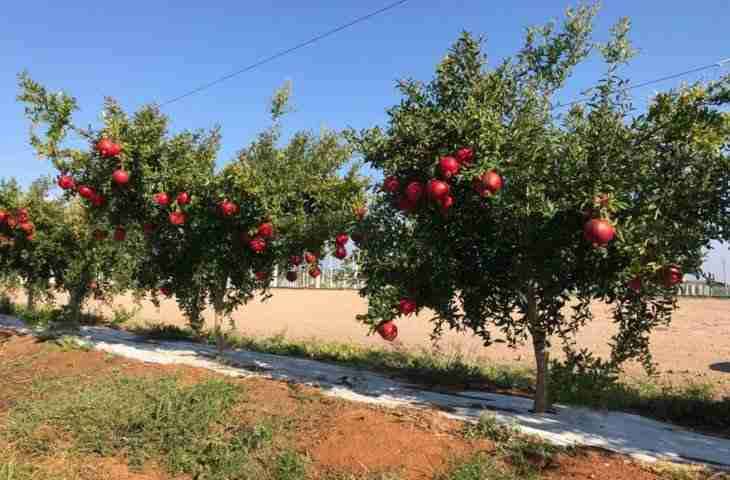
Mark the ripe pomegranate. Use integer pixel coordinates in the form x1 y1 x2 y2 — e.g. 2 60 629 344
160 287 173 297
143 223 157 236
663 265 682 288
376 321 398 342
58 175 75 190
169 211 186 226
383 176 400 193
248 236 267 254
304 252 317 264
93 229 108 241
627 277 642 293
309 266 322 278
397 195 417 213
427 179 450 201
398 298 417 316
219 200 238 217
96 138 114 156
108 142 121 157
17 209 29 223
113 227 126 242
88 281 99 291
6 216 17 229
404 181 424 203
78 185 95 199
18 222 34 235
439 156 460 179
584 219 615 246
439 195 454 211
112 169 130 186
90 193 106 208
258 222 274 238
456 147 474 165
334 246 347 259
482 170 503 194
335 233 349 246
176 192 191 205
354 206 367 221
0 210 7 224
154 192 171 207
255 271 268 281
290 255 303 266
286 270 298 282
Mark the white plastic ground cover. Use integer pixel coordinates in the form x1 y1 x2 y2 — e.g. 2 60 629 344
2 315 729 468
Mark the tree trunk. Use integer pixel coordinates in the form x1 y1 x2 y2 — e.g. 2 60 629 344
211 283 227 355
66 287 84 328
527 284 551 414
26 286 36 312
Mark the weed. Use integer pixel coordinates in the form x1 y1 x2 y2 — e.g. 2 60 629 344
275 450 308 480
439 453 517 480
463 412 517 443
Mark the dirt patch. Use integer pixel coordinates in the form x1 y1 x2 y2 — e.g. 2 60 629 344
545 449 666 480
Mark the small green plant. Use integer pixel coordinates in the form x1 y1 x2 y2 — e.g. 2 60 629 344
440 453 517 480
463 413 517 443
52 335 91 352
109 305 140 327
502 436 564 476
275 450 308 480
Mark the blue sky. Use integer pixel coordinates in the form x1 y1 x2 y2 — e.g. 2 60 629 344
1 1 728 279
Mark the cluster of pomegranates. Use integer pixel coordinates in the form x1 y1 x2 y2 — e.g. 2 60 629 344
375 297 418 341
153 191 192 226
0 207 35 242
383 147 503 217
284 251 322 283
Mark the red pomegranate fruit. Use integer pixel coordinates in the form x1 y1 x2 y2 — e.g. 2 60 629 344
258 222 274 238
404 181 424 203
286 270 298 282
383 176 400 193
78 185 95 200
439 156 460 179
176 192 191 205
456 147 474 165
255 271 268 281
112 169 130 186
335 233 349 246
398 298 417 316
309 266 322 278
169 211 186 226
427 179 450 201
663 265 682 288
627 277 642 293
334 246 347 259
376 321 398 342
93 229 108 241
219 200 238 217
154 192 171 207
304 252 317 264
290 255 303 266
248 236 267 254
584 219 615 246
482 170 503 194
58 175 75 190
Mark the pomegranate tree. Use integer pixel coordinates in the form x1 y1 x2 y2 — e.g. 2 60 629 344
18 77 367 337
348 14 730 413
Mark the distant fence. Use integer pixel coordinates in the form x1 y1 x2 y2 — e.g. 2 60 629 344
270 268 364 290
272 269 730 298
678 282 730 298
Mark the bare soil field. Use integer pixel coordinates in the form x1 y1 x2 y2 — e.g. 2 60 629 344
68 290 730 394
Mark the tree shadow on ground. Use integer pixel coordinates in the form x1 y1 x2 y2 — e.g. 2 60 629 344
709 362 730 374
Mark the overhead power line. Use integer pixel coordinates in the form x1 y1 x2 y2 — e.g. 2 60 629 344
160 0 411 107
554 57 730 110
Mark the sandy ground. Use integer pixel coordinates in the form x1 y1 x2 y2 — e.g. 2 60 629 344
13 289 730 389
71 289 729 389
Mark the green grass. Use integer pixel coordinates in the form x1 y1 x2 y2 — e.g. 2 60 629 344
3 374 288 479
439 453 518 480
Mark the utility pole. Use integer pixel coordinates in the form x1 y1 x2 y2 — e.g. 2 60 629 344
723 258 728 297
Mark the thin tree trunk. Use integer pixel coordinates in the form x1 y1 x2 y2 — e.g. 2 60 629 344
527 283 550 414
26 286 36 312
211 282 227 355
66 287 84 328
